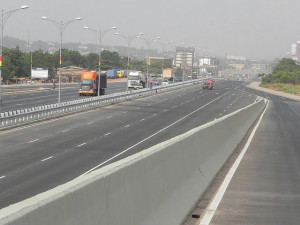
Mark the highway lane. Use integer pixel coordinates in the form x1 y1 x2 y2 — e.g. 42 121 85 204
0 81 127 112
0 80 258 209
197 85 300 225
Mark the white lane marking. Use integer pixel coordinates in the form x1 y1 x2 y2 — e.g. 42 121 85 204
172 106 176 108
28 139 39 143
87 122 94 125
41 156 53 162
79 91 231 177
123 111 127 113
77 143 86 147
124 124 130 128
199 100 269 225
107 116 112 119
104 132 111 136
16 103 23 106
147 104 151 106
140 118 145 121
163 109 168 112
153 113 157 116
0 176 6 180
136 107 140 109
62 129 70 133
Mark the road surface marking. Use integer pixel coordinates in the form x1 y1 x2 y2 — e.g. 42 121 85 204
41 156 53 162
104 132 111 136
28 139 39 143
0 176 5 180
136 107 140 109
123 111 127 113
147 104 151 106
79 90 231 177
87 122 94 125
107 116 112 119
124 124 130 128
62 129 70 133
199 100 269 225
140 118 145 121
77 143 86 147
16 103 23 106
163 109 168 112
153 113 157 116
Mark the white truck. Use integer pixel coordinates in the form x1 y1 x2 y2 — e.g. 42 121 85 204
127 71 146 89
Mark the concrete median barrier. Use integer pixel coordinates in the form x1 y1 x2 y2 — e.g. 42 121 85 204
0 99 266 225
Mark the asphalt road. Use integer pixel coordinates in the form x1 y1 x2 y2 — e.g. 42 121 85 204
0 81 127 112
0 80 257 209
200 85 300 225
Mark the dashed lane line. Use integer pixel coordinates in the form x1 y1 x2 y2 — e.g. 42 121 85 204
41 156 53 162
77 143 86 147
28 139 39 143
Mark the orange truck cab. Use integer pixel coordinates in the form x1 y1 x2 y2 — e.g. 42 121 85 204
79 71 107 96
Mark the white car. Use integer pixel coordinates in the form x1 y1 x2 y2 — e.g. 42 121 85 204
162 80 169 86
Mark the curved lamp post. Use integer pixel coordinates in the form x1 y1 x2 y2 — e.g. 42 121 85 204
83 26 116 96
0 5 29 112
41 16 82 105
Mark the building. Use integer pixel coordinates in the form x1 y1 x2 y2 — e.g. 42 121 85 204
175 47 195 68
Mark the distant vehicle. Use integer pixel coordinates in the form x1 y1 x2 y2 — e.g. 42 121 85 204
174 77 182 82
128 71 146 89
130 81 143 90
203 78 214 90
151 79 159 86
78 71 107 96
107 69 119 78
107 69 123 78
162 80 169 86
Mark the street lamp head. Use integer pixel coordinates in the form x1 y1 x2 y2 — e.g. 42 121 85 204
83 26 89 29
112 26 117 29
21 5 29 9
75 17 82 20
139 33 144 36
41 16 47 19
114 32 119 35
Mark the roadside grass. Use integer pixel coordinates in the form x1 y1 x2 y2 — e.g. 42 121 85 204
260 83 300 96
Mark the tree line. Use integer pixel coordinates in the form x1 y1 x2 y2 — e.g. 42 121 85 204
261 58 300 85
1 46 173 81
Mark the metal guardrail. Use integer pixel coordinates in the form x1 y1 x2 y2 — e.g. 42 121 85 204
0 80 201 129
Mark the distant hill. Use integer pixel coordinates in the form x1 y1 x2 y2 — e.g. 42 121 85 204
2 36 161 60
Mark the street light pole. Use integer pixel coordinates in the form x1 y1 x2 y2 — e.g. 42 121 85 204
114 32 141 92
42 16 82 105
138 34 153 88
83 26 116 96
0 5 29 112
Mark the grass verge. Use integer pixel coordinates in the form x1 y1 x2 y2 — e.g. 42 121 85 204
259 83 300 96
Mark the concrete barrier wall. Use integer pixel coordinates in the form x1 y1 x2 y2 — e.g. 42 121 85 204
0 99 266 225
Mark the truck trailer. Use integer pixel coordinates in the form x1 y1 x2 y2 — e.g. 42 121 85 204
78 71 107 96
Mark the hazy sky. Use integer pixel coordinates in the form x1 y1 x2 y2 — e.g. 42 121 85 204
2 0 300 60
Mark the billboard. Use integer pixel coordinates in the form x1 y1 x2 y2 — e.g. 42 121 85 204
31 68 48 79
